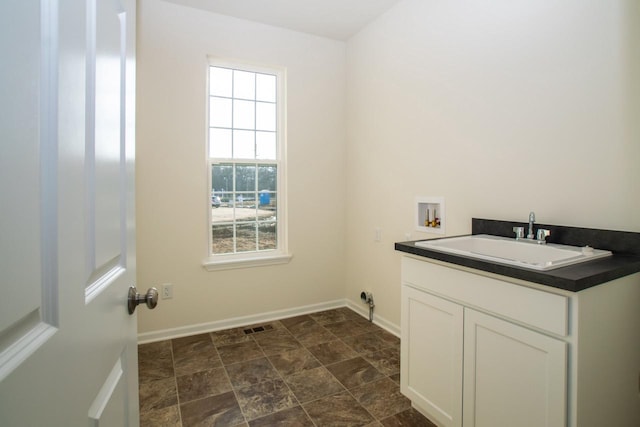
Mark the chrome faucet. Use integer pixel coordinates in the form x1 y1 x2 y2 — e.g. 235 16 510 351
517 211 550 244
536 228 550 244
527 211 535 239
512 226 525 240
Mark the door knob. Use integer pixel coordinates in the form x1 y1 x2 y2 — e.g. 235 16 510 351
128 286 159 315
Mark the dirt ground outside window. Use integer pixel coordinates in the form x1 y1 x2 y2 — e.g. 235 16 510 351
211 207 276 254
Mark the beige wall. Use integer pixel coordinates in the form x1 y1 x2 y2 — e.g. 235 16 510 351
136 0 347 334
137 0 639 336
345 0 640 326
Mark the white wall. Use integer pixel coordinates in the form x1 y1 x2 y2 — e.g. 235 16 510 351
137 0 639 336
345 0 640 326
136 0 347 334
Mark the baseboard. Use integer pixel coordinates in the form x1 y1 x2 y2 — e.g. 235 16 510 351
137 299 345 344
345 299 401 337
138 298 401 344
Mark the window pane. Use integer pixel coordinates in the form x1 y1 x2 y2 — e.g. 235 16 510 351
255 102 276 131
233 130 255 159
236 223 257 252
256 131 276 160
256 73 276 102
211 224 234 254
209 67 232 97
233 70 255 100
210 96 232 128
260 192 277 212
259 192 277 221
233 99 255 129
218 190 233 207
211 164 233 202
258 165 277 192
258 221 277 250
235 193 257 210
235 165 256 192
210 128 232 158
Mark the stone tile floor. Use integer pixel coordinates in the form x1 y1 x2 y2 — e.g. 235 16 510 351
138 307 436 426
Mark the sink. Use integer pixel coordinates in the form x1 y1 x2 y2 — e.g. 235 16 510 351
414 234 612 271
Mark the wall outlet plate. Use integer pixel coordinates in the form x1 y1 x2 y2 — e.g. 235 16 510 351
162 283 173 299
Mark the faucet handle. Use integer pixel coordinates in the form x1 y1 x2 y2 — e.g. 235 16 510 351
536 228 550 244
513 226 525 240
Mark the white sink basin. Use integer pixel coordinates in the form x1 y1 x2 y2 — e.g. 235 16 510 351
414 234 612 271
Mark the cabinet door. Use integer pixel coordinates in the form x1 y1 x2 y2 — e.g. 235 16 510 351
463 309 567 427
401 285 463 427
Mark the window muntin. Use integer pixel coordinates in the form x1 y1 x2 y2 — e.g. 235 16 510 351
208 63 283 259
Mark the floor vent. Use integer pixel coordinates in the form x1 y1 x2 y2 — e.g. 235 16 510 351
243 324 274 335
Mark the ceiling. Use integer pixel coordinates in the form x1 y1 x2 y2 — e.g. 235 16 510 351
163 0 403 41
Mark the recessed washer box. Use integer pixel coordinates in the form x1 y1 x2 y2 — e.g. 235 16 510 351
415 196 445 235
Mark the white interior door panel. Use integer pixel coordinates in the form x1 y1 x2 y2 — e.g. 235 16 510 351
0 0 139 425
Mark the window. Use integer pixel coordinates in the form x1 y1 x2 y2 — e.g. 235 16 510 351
205 60 289 270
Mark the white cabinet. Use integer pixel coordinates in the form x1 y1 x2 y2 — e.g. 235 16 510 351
462 309 566 427
400 255 640 427
401 274 565 427
401 286 463 427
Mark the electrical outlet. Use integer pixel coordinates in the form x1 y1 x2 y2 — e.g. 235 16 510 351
162 283 173 299
375 227 382 242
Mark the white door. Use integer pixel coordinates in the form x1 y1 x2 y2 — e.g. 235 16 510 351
463 309 567 427
0 0 142 425
401 285 464 427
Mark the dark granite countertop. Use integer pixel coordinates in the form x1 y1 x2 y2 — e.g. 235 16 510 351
395 218 640 292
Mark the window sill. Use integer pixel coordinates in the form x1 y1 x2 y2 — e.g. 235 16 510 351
203 253 293 271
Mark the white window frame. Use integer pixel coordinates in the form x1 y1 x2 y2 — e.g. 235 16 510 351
203 58 291 271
